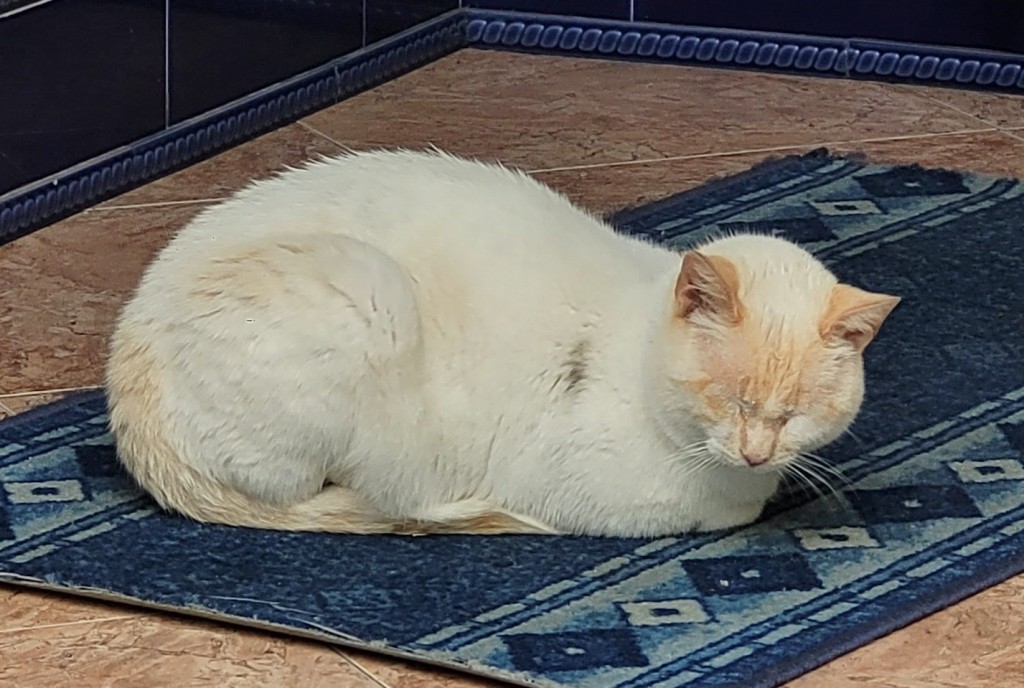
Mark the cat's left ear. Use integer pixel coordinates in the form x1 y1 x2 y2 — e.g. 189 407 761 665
675 252 743 323
820 284 901 352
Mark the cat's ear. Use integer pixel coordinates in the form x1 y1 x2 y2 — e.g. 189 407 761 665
675 252 743 323
820 284 901 352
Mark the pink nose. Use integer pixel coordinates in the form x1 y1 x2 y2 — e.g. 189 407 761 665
742 451 771 467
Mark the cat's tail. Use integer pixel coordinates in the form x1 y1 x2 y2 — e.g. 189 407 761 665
106 333 553 535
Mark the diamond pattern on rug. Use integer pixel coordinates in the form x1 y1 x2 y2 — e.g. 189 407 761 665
619 598 710 626
503 629 649 672
683 554 823 596
851 486 983 523
854 166 970 197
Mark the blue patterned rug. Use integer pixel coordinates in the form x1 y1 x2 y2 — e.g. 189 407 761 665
2 150 1023 688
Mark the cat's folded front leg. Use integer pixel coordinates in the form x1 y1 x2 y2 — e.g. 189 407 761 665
692 498 769 532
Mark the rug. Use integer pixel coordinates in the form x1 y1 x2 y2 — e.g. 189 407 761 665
2 150 1022 688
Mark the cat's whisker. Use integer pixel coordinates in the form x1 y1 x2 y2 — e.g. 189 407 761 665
669 441 713 463
674 442 710 459
674 453 719 480
797 453 854 490
790 460 843 502
807 463 853 492
783 463 827 501
673 444 734 481
843 428 868 451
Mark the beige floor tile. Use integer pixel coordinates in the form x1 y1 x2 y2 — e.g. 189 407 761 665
0 608 381 688
302 50 986 172
0 585 133 633
0 205 205 394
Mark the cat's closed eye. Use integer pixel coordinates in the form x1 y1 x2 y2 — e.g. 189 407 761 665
736 397 757 415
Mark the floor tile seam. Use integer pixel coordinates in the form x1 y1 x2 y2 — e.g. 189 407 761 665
333 649 393 688
0 385 102 401
526 127 1001 174
0 614 140 637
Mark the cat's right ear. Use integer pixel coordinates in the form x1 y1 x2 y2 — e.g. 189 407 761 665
820 284 901 352
675 252 743 323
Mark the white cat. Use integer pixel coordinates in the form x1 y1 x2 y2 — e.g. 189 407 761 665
106 150 899 537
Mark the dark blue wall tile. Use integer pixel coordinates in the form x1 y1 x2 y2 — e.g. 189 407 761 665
366 0 458 45
635 0 1024 55
465 0 630 21
0 0 165 197
169 0 362 124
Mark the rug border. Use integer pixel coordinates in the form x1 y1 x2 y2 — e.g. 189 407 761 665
0 389 106 429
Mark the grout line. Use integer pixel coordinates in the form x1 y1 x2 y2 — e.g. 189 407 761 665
297 120 353 151
334 649 392 688
0 385 102 400
362 0 367 46
913 90 1007 131
164 0 171 128
0 615 138 636
912 90 1024 144
991 127 1024 144
525 127 1000 174
89 198 226 211
0 399 15 417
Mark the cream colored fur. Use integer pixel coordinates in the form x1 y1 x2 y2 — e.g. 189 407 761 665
106 150 899 537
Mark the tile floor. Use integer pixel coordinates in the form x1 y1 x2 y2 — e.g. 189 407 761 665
2 49 1024 687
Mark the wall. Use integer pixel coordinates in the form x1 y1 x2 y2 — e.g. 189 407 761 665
0 0 457 200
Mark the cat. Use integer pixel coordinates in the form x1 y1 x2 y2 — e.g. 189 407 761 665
106 150 900 538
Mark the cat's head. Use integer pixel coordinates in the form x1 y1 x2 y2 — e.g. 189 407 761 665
652 234 900 473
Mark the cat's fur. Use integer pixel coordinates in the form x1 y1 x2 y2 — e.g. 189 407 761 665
106 150 899 537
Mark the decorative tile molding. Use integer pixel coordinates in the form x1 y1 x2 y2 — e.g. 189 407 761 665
4 7 1024 245
465 11 1024 90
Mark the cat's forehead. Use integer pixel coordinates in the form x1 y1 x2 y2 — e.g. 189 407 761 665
701 235 837 320
739 342 806 391
700 325 817 401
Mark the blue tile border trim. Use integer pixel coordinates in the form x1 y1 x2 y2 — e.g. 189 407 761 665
5 7 1024 247
0 10 467 245
465 10 1024 90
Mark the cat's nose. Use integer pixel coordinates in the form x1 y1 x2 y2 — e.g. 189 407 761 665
741 450 771 467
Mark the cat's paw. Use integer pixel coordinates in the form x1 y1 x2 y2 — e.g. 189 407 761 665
693 501 766 532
